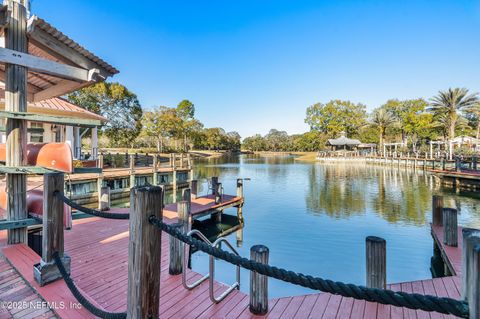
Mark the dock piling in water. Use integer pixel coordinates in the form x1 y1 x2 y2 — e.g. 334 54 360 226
129 154 135 188
366 236 386 289
432 195 444 226
443 208 458 247
99 186 110 211
190 179 198 199
249 245 269 315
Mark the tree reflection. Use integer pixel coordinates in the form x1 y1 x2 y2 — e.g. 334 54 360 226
306 164 431 225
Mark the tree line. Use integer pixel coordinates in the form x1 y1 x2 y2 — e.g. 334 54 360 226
68 82 240 152
69 83 480 153
243 87 480 153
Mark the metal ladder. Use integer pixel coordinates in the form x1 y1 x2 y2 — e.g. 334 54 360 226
182 229 240 303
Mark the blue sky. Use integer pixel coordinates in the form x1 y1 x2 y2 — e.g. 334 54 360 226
35 1 480 137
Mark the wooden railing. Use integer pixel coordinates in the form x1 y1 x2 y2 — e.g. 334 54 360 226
98 152 191 170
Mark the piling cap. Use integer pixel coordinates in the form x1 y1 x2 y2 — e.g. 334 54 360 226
366 236 386 243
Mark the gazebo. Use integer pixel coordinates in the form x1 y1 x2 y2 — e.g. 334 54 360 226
327 132 361 150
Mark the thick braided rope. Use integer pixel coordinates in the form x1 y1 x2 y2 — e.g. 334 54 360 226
52 252 127 319
150 216 469 318
55 192 130 220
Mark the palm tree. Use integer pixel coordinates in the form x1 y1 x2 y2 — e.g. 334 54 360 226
371 108 396 148
429 88 479 140
463 102 480 139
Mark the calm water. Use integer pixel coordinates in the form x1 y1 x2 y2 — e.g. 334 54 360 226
189 154 480 298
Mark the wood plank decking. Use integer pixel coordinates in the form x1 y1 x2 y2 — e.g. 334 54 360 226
0 237 56 319
0 217 466 318
163 194 242 219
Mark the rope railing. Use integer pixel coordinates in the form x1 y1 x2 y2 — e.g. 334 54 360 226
149 216 469 318
52 252 127 319
54 191 130 220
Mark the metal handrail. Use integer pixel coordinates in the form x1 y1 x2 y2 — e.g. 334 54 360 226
182 229 211 290
209 237 240 303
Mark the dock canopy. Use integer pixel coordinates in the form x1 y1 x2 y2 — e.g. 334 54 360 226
327 134 361 147
0 15 118 102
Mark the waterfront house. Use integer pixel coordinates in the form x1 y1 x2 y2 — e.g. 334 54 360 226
0 96 106 160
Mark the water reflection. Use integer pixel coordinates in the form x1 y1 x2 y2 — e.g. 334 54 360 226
306 164 433 225
188 154 480 297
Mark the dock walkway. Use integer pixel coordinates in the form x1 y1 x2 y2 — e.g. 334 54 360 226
0 216 465 318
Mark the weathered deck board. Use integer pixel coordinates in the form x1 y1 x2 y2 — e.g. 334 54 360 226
0 254 56 319
162 194 242 219
431 225 462 276
0 222 467 318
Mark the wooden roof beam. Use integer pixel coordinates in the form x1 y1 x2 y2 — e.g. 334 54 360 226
32 79 87 102
0 47 102 82
0 110 102 127
27 18 115 79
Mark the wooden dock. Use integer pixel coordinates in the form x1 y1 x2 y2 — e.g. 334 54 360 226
0 214 466 318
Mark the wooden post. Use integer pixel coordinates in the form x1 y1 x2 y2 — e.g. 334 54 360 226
34 173 71 286
129 154 135 188
172 167 177 203
177 200 190 229
249 245 269 315
443 208 458 247
462 229 480 302
97 166 104 212
152 154 158 185
237 179 244 224
190 179 198 199
455 156 462 172
169 223 183 275
432 195 444 226
236 228 244 247
469 243 480 318
237 178 244 199
172 153 177 169
211 177 218 195
127 185 163 319
99 186 110 211
366 236 386 289
215 182 222 204
5 0 28 244
97 153 104 169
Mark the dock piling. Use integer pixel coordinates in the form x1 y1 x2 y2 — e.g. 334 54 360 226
190 180 198 199
432 195 444 226
169 223 183 275
127 186 163 319
462 229 480 302
366 236 386 289
129 154 135 188
99 186 110 211
237 179 244 224
34 172 71 286
443 208 458 247
469 244 480 319
152 154 158 185
177 200 190 230
249 245 269 315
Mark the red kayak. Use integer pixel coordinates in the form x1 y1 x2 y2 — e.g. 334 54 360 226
0 143 73 173
0 142 74 228
0 188 72 229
